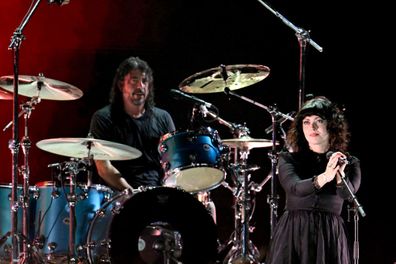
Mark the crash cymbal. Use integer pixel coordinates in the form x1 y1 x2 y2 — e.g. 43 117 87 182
0 89 13 100
36 137 142 160
0 75 83 100
179 64 270 93
222 136 276 149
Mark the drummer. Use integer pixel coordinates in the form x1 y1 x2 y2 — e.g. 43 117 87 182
89 56 175 191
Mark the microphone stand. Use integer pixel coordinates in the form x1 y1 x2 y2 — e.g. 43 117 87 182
8 0 43 262
337 171 365 218
338 170 365 264
254 0 323 109
224 89 294 238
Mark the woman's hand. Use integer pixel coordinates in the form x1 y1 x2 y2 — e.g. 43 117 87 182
325 151 347 183
315 151 348 188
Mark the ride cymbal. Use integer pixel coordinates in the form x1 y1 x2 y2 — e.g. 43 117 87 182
222 136 277 150
0 75 83 101
36 138 142 160
179 64 270 93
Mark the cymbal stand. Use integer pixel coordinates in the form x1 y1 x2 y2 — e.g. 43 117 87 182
68 142 93 263
18 97 44 264
7 1 46 262
223 146 261 264
62 159 81 264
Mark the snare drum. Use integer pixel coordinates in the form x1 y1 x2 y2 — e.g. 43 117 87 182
86 187 218 264
33 181 113 260
159 127 225 193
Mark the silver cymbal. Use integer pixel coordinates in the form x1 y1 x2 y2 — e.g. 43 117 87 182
36 137 142 160
0 75 83 101
222 136 276 149
179 64 270 93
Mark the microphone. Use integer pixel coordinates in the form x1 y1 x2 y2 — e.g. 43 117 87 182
265 111 295 134
326 151 349 165
170 89 213 108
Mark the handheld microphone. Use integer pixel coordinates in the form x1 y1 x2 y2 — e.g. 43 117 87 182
326 151 349 165
170 89 213 108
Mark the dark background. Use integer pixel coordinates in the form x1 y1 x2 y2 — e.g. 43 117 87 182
0 0 393 263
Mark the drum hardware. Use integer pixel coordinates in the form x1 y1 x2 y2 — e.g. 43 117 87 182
195 191 217 224
185 104 270 262
222 89 294 240
0 93 46 263
138 222 183 264
222 147 262 264
3 0 81 260
61 159 84 263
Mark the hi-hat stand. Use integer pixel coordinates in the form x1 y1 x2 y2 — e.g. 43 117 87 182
196 106 268 263
222 143 261 264
224 89 294 238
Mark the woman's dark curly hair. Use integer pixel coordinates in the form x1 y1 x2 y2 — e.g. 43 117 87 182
109 56 155 112
286 96 350 152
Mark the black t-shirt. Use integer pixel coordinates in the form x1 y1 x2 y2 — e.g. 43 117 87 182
89 105 175 188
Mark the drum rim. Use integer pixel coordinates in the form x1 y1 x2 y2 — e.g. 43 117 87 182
163 166 225 193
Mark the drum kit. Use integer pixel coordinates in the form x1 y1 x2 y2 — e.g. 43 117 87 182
0 64 289 264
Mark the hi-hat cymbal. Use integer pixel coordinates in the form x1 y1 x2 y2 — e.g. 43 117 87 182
0 75 83 100
222 136 277 149
0 90 13 100
179 64 270 93
36 138 142 160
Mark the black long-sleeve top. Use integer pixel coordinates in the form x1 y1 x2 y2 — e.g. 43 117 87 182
278 150 361 215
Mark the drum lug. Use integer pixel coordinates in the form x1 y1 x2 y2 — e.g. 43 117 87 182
111 202 123 215
51 189 60 199
78 191 89 201
96 207 106 218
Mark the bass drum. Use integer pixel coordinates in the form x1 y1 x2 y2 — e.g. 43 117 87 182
86 187 218 264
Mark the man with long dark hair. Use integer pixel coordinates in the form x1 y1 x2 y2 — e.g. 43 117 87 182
89 56 175 190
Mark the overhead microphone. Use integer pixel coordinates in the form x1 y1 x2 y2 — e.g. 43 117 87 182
170 89 213 108
265 111 295 134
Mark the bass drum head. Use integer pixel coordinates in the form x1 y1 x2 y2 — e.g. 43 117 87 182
108 187 218 264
